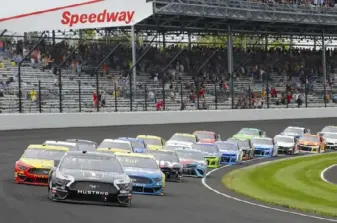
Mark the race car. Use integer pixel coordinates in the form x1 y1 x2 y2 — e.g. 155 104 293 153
66 139 97 151
15 144 69 186
97 139 133 153
118 137 147 153
227 138 254 160
191 143 222 168
251 137 277 157
166 133 198 147
48 151 132 206
193 131 220 143
43 140 79 151
232 128 266 140
163 142 193 150
114 152 165 196
322 133 337 149
318 126 337 137
273 134 299 154
136 135 165 150
174 148 207 178
147 149 183 182
297 134 326 153
215 141 243 165
281 126 310 139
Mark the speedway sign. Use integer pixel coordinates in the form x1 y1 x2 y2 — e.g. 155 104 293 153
0 0 153 32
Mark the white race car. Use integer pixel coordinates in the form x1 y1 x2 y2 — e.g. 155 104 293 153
318 126 337 137
322 132 337 150
274 134 299 155
280 126 310 139
165 133 197 147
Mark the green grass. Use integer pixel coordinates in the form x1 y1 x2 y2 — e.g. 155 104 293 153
222 153 337 217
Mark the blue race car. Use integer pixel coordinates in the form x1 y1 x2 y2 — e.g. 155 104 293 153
215 141 243 165
174 148 207 178
115 152 165 196
251 137 278 157
118 137 147 153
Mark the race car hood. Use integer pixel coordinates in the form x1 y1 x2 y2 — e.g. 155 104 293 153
232 134 255 140
276 142 295 147
123 167 162 178
179 158 206 166
165 140 194 147
219 149 239 155
133 147 146 153
60 168 126 182
147 145 163 150
253 144 274 150
20 158 55 168
298 140 319 146
202 151 219 157
156 160 182 168
199 139 216 143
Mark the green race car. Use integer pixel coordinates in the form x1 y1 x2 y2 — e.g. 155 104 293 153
232 128 266 140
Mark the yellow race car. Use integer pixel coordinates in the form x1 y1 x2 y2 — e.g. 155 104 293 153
15 144 69 186
136 135 165 150
114 152 166 195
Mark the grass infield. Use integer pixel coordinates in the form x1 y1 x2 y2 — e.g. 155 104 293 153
222 153 337 217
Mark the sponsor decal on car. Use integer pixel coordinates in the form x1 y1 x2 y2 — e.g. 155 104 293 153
77 190 109 195
61 9 135 27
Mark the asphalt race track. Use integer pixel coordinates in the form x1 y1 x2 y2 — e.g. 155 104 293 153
323 165 337 185
1 118 337 223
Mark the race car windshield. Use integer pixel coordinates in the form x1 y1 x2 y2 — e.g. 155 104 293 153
77 142 97 151
148 151 179 162
274 136 294 143
142 138 162 146
59 155 124 173
45 143 77 151
169 134 196 143
216 143 238 151
163 145 185 150
323 133 337 139
22 149 66 160
176 150 205 160
194 132 215 140
299 135 320 142
117 156 158 169
129 141 145 148
98 142 131 150
238 129 259 136
283 127 303 135
192 144 218 153
322 126 337 133
251 138 273 145
227 139 250 148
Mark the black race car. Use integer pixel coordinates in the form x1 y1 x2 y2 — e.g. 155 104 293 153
47 151 132 207
66 139 98 151
147 149 183 182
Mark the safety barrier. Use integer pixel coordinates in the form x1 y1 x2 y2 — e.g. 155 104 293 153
1 107 336 130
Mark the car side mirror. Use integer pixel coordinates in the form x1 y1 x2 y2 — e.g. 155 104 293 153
54 160 60 167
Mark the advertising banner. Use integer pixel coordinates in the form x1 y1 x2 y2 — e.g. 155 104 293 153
0 0 153 32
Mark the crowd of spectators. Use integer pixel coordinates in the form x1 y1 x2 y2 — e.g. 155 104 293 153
1 37 337 110
248 0 336 7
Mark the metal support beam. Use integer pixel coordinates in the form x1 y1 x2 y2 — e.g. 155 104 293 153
131 26 137 92
227 25 234 109
0 29 7 38
322 31 327 107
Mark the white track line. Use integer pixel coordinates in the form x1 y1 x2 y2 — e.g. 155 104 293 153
321 164 337 184
201 158 337 222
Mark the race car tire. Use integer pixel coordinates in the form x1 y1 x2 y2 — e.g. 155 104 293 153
120 200 132 207
47 181 54 200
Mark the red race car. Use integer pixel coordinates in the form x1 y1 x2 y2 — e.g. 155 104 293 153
193 131 221 143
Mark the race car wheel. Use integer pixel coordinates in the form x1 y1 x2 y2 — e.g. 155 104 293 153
48 181 53 200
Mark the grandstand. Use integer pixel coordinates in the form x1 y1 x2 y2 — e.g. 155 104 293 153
1 0 337 113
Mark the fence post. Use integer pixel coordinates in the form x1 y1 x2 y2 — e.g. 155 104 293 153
114 83 118 112
305 78 308 108
196 78 200 109
214 82 218 110
144 84 148 111
162 78 166 110
38 80 42 113
129 72 133 111
180 82 183 110
78 80 81 112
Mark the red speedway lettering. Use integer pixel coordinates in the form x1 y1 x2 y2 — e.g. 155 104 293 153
61 10 135 27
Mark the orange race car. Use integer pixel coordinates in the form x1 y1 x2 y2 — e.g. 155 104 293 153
193 131 221 143
296 134 326 153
